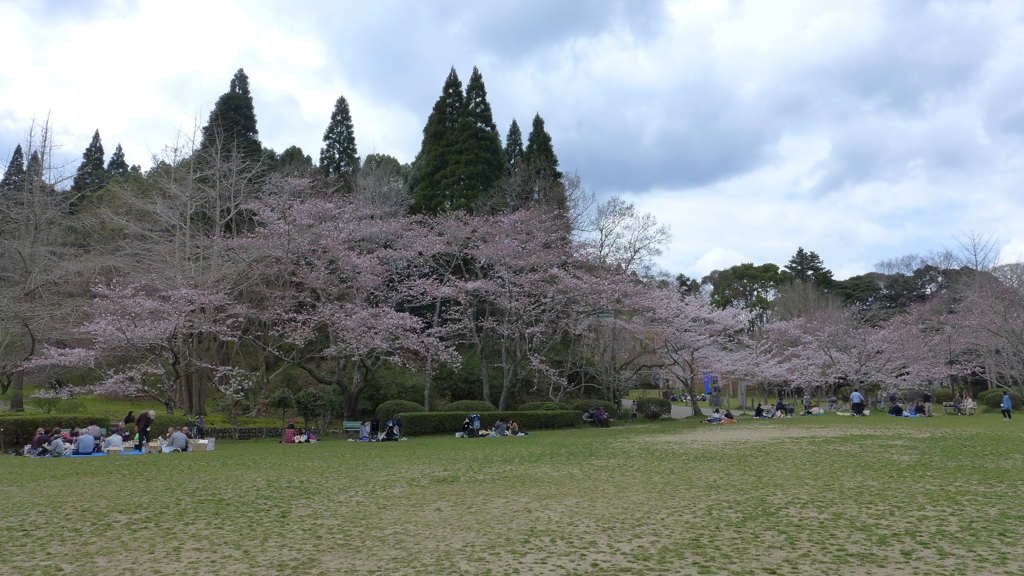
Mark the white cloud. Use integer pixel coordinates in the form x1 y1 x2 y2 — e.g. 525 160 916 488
2 0 1023 281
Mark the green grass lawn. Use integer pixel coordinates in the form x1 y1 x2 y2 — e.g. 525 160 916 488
3 413 1022 576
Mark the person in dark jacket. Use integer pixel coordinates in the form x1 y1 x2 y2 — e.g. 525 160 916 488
124 411 136 424
134 410 155 451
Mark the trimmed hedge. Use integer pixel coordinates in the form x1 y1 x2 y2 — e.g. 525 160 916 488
933 388 954 404
518 401 572 411
978 389 1023 410
636 397 672 420
375 400 425 422
397 410 583 436
442 400 498 413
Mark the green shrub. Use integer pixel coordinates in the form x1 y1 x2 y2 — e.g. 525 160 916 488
376 400 425 422
267 388 295 424
57 399 87 413
933 388 953 404
636 397 671 420
977 389 1023 410
571 399 620 417
442 400 497 413
29 397 61 413
518 401 571 411
398 410 583 436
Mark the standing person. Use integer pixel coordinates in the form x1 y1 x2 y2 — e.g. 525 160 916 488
923 390 933 417
1001 391 1013 421
134 410 155 452
803 393 811 414
193 415 206 439
630 399 638 420
850 388 866 417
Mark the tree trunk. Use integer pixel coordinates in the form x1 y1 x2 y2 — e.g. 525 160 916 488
9 369 25 412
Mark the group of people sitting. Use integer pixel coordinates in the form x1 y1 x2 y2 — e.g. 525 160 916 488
583 406 612 427
701 409 739 424
947 395 976 415
281 420 319 443
27 418 198 456
752 401 795 418
458 416 524 438
352 417 402 441
888 400 930 417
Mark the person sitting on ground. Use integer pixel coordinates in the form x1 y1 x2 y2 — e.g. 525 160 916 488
493 418 508 437
40 433 67 457
73 431 96 455
508 420 520 435
775 399 787 417
282 420 296 443
85 419 103 443
295 428 309 443
30 428 47 452
103 430 124 451
754 404 764 418
162 427 189 452
914 402 926 416
359 421 371 441
724 409 735 420
888 402 904 416
62 426 80 442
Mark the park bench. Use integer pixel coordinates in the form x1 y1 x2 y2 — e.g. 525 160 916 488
342 421 362 433
943 403 975 415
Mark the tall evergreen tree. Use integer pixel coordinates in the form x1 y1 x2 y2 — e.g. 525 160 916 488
523 113 566 210
503 119 524 174
70 130 108 211
0 144 26 193
411 67 464 214
199 68 261 159
278 145 315 177
106 143 129 177
784 247 834 287
320 94 359 182
436 66 504 211
25 150 44 185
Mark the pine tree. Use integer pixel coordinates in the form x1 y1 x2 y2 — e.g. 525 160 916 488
106 143 129 177
437 66 504 211
320 94 359 183
412 67 464 214
523 113 566 210
785 247 834 287
199 68 261 159
1 144 26 193
503 119 524 174
25 150 44 184
278 145 315 177
70 130 108 211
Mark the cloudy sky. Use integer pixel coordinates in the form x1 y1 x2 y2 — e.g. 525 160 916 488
2 0 1023 280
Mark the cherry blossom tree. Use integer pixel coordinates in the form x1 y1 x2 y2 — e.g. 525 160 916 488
235 195 457 419
33 282 241 413
635 290 750 416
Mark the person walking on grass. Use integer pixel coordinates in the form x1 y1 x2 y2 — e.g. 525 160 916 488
1001 391 1013 421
